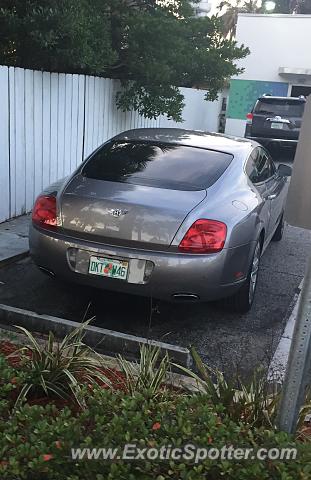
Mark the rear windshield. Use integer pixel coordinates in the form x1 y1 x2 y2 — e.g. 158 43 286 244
82 141 233 191
255 99 305 117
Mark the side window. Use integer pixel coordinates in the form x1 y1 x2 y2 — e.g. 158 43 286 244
266 151 276 176
246 148 275 184
256 149 270 182
246 150 258 183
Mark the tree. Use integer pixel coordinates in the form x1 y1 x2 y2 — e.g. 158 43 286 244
274 0 311 13
218 0 311 39
217 1 263 39
0 0 249 121
0 0 117 74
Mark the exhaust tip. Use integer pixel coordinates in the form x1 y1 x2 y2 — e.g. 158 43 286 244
172 293 200 302
38 266 55 278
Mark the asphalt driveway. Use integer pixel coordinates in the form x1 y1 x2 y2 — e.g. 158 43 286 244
0 223 309 378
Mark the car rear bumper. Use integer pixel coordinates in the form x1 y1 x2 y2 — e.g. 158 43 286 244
29 225 255 302
245 136 298 148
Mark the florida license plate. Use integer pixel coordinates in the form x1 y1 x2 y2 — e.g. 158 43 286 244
271 122 283 129
88 256 128 280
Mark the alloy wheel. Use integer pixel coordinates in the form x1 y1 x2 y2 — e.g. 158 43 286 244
249 242 261 304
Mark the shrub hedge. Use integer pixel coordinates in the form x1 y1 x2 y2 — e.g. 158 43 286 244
0 350 310 480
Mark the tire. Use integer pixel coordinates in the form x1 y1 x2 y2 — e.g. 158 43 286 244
272 214 284 242
226 239 262 314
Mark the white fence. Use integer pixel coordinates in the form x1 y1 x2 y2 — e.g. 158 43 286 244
0 65 221 223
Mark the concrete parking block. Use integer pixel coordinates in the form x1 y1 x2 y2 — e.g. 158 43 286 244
0 215 30 266
0 303 191 367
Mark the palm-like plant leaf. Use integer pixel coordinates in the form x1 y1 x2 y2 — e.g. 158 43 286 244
109 344 170 397
174 347 279 427
218 0 263 39
12 322 111 408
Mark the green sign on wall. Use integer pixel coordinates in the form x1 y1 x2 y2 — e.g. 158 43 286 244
227 79 289 120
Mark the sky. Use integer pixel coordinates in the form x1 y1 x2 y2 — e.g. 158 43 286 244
159 0 264 16
210 0 222 14
209 0 263 15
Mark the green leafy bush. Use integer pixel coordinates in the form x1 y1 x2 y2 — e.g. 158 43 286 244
0 338 310 479
0 371 310 479
0 355 27 414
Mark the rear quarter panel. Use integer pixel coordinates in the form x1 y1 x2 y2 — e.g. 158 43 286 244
171 159 267 250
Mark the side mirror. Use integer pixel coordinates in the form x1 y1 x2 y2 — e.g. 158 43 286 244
277 164 292 177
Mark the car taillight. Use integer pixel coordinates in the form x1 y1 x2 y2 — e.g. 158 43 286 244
178 219 227 254
246 112 253 124
32 195 57 228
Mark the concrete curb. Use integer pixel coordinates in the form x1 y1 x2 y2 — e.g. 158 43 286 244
0 214 30 266
0 303 191 367
0 250 29 268
268 280 303 384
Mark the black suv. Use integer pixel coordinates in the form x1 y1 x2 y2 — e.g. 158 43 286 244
245 95 306 151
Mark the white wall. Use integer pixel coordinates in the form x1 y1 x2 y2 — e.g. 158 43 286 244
82 77 160 157
235 14 311 83
2 68 88 218
225 118 245 137
160 87 222 132
0 67 10 223
84 82 222 156
0 66 221 222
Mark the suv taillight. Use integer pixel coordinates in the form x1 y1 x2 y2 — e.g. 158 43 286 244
32 195 57 228
178 219 227 254
246 112 253 124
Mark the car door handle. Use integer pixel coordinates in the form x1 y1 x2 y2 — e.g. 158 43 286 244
267 194 277 200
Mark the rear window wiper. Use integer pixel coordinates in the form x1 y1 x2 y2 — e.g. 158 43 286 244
255 110 274 114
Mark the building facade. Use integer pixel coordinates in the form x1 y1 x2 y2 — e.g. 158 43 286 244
225 14 311 137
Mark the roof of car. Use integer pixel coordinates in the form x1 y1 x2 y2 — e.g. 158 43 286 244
113 128 253 155
258 95 306 102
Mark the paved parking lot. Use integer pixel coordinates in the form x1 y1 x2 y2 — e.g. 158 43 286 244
0 223 309 378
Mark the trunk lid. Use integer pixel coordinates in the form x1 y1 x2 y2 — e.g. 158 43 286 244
59 175 206 249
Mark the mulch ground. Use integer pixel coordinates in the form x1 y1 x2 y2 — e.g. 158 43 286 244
0 339 128 408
